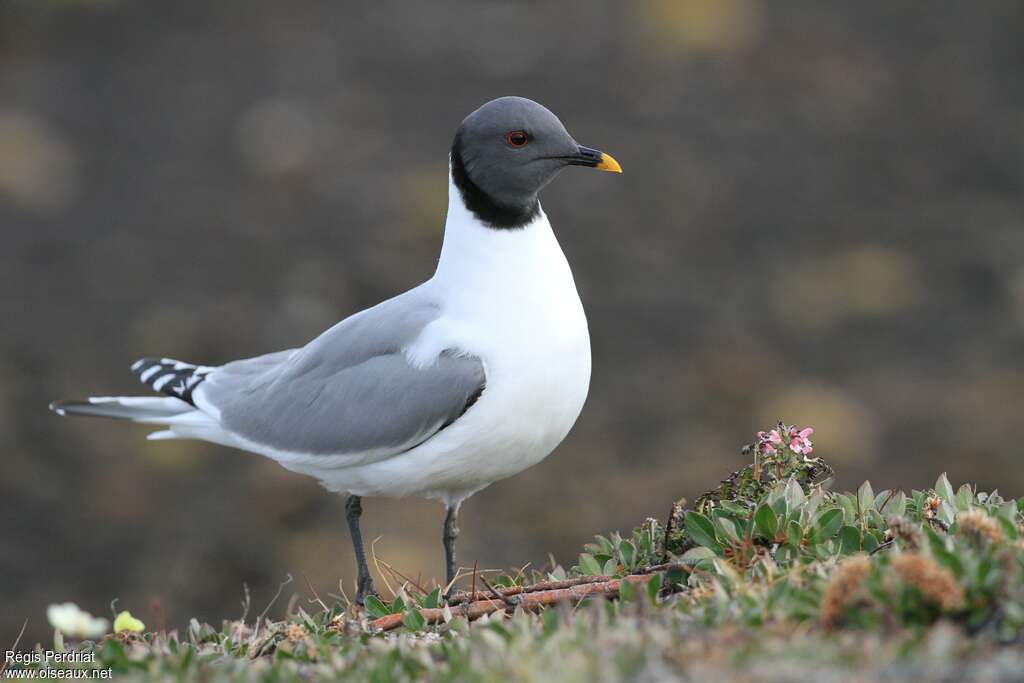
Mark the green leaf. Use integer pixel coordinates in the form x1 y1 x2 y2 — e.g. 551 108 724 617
578 553 603 576
775 544 798 565
882 491 907 519
418 587 441 609
838 525 861 555
787 519 803 547
812 508 844 543
862 532 879 553
619 577 637 602
390 595 405 615
998 516 1019 540
955 484 974 512
715 516 740 544
541 607 560 636
785 480 806 509
602 558 619 576
402 608 426 631
646 572 662 605
618 540 636 568
719 500 748 516
938 500 957 527
923 526 963 576
754 504 778 539
858 481 876 513
363 595 390 620
935 473 955 503
867 509 886 531
685 511 719 549
770 495 788 522
836 494 857 525
680 546 716 564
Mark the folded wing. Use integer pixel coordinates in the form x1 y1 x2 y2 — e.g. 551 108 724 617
196 290 486 464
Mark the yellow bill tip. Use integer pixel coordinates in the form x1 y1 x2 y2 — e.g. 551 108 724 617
596 152 622 173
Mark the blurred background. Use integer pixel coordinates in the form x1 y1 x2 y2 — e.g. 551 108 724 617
3 0 1023 642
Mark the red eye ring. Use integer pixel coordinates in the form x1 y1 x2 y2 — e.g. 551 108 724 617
506 130 529 147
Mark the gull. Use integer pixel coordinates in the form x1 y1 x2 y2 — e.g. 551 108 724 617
50 96 622 603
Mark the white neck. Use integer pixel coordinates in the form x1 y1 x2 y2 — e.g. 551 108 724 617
432 174 562 286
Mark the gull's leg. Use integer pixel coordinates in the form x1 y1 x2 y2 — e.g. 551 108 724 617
345 495 375 604
443 504 460 596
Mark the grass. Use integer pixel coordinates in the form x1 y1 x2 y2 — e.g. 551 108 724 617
11 422 1024 682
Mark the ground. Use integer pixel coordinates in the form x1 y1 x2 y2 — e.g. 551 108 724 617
8 423 1024 682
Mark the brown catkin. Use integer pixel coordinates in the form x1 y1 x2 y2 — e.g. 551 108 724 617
957 509 1005 545
285 623 309 643
886 516 923 551
891 553 965 611
820 555 872 627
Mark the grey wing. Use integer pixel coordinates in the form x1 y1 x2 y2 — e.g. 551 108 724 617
196 290 486 462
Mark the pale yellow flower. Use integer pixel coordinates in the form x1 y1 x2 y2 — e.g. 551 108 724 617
113 610 145 633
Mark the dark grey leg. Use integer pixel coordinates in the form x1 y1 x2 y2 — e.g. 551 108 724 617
443 504 460 592
345 495 375 604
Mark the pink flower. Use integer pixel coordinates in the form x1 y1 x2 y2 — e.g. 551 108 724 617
789 427 814 455
757 429 783 455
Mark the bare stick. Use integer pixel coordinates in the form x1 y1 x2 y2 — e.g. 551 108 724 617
301 572 329 613
447 574 612 606
259 574 294 620
370 570 687 632
479 576 517 612
369 536 397 598
377 560 428 596
0 619 28 677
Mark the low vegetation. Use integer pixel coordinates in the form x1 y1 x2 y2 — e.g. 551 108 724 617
11 423 1024 682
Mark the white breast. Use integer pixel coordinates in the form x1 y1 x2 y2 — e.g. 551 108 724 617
314 178 592 504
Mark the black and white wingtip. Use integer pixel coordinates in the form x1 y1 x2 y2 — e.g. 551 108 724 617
131 357 213 406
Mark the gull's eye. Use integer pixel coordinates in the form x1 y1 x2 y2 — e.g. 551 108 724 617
506 130 529 147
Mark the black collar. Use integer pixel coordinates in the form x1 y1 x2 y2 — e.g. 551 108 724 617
450 132 539 230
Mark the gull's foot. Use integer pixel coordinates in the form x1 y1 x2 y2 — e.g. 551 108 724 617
355 576 378 606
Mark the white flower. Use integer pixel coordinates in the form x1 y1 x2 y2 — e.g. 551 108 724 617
47 602 109 639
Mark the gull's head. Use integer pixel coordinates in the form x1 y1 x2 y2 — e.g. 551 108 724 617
451 96 621 229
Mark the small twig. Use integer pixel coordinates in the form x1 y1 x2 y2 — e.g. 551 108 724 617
470 560 478 605
301 572 330 613
383 561 430 596
259 574 294 620
334 579 352 608
870 540 894 556
239 583 252 622
370 536 397 598
0 619 28 677
479 576 518 612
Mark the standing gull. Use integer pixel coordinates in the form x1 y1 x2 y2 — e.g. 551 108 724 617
50 96 622 603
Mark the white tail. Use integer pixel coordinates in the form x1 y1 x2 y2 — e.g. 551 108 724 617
49 396 194 423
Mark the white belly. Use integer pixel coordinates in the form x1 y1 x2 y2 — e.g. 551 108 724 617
307 205 592 504
309 290 591 503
